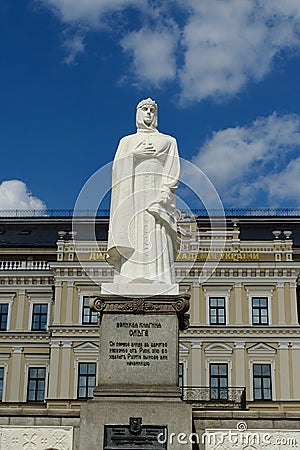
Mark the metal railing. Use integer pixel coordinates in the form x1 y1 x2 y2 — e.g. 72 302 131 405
0 261 50 270
0 208 299 217
181 386 246 410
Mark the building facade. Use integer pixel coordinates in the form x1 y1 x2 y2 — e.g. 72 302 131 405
0 214 299 448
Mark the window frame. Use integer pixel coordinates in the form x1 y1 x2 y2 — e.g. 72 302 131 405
26 367 47 403
77 362 97 400
204 287 231 325
209 363 228 401
31 303 49 331
28 297 52 331
0 296 14 331
252 297 269 325
80 296 98 326
209 297 226 325
245 286 273 326
0 366 4 402
0 304 9 331
253 363 272 401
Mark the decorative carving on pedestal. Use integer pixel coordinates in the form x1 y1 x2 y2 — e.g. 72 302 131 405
89 294 190 330
118 298 161 313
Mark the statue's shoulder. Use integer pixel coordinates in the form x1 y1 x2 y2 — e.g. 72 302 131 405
159 132 177 144
118 133 137 144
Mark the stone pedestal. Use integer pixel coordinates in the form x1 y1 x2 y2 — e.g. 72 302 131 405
79 294 192 450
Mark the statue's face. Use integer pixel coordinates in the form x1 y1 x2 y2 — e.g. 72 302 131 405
140 104 156 126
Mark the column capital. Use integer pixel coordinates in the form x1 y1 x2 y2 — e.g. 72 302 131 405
50 340 61 349
12 346 23 354
191 342 202 349
278 342 289 350
61 341 73 348
234 342 245 349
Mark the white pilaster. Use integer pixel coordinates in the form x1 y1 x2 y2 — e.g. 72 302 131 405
277 282 286 325
65 282 74 324
235 283 243 325
191 343 202 385
10 346 23 402
60 341 72 398
234 342 245 388
15 290 26 330
191 283 201 325
278 342 290 400
291 342 300 399
48 341 61 399
53 281 63 325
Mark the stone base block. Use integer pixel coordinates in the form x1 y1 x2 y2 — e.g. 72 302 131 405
80 399 192 450
101 283 179 296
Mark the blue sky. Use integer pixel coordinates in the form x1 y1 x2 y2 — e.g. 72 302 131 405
1 0 300 212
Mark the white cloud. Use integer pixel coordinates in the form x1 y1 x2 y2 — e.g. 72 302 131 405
265 158 300 204
192 113 300 206
179 0 300 102
121 27 177 86
40 0 300 100
0 180 46 211
41 0 144 26
62 33 85 64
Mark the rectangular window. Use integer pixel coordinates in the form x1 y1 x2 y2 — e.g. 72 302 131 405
77 363 96 399
253 364 272 400
210 364 228 400
178 362 184 390
0 367 4 401
27 367 46 402
82 297 98 325
252 297 268 325
0 304 8 331
209 297 226 325
31 304 48 330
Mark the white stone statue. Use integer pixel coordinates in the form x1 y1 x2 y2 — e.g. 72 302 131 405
103 98 180 295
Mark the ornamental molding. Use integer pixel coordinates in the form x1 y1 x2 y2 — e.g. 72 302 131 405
247 342 277 354
179 343 190 354
73 342 99 353
204 342 233 355
89 294 190 331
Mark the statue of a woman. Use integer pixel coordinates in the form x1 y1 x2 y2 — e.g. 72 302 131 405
106 98 180 292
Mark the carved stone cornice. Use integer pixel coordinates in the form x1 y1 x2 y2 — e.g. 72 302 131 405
89 293 190 330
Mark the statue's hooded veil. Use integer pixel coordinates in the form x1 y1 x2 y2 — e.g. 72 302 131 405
136 98 158 132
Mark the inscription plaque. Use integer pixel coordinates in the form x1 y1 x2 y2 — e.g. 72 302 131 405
104 424 167 449
99 314 177 386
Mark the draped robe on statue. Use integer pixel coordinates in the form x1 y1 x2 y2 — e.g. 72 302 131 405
107 125 180 287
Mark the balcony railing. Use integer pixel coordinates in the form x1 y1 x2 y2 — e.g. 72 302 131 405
0 207 299 217
181 386 246 410
0 261 50 270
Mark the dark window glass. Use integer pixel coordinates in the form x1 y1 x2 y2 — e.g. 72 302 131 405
0 304 8 331
32 304 48 330
252 297 269 325
178 362 184 389
77 363 96 399
210 364 228 400
0 367 4 401
209 297 226 325
27 368 46 402
82 297 98 325
253 364 272 400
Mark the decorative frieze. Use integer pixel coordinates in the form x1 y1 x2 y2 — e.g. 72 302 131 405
0 426 73 450
89 294 190 331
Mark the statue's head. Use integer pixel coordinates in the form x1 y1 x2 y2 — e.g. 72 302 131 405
136 98 158 131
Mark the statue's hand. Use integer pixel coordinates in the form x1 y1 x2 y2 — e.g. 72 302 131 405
134 140 156 157
160 191 170 205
